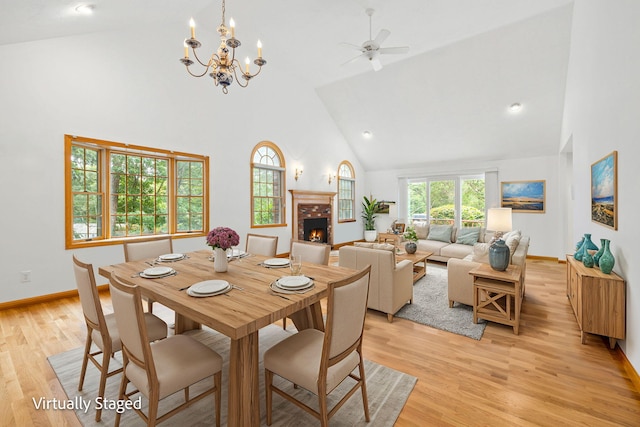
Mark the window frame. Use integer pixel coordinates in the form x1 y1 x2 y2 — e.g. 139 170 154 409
64 134 209 249
337 160 356 223
250 141 287 228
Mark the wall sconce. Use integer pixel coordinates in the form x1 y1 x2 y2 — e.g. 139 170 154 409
328 174 336 185
295 168 303 181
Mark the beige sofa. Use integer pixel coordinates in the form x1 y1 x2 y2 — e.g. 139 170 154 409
412 222 487 262
447 232 530 307
339 244 413 322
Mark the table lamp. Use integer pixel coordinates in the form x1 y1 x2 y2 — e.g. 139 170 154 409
486 207 512 271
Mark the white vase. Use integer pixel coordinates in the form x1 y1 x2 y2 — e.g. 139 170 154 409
213 248 228 272
364 230 377 242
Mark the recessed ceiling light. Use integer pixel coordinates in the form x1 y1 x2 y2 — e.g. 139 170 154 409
362 130 372 139
75 4 95 15
509 103 523 113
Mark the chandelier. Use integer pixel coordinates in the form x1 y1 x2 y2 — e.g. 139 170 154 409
180 0 266 94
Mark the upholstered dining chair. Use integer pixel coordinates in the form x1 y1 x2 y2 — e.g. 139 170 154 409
72 255 168 422
282 240 331 329
264 266 372 426
123 236 173 313
109 274 223 427
246 233 278 257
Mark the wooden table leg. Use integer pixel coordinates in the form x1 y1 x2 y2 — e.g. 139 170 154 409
228 332 260 427
289 302 325 332
473 285 478 324
174 313 201 334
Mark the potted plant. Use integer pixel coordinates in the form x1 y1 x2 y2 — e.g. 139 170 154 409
361 196 378 242
404 226 418 254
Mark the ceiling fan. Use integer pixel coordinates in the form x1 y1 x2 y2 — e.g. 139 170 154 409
341 8 409 71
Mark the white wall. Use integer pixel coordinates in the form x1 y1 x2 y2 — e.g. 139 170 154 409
365 154 561 258
0 22 363 302
561 0 640 374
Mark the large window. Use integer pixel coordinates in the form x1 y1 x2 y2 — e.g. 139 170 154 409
408 175 485 228
65 135 209 248
337 161 355 222
251 141 286 227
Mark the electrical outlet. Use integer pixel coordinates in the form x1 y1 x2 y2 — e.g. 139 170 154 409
20 271 31 283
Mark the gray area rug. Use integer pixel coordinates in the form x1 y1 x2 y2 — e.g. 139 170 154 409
395 264 487 340
48 324 416 426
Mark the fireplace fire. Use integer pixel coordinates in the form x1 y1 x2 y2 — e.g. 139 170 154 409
308 229 325 243
303 218 328 243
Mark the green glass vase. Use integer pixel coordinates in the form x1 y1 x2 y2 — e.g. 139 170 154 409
593 238 606 267
599 239 615 274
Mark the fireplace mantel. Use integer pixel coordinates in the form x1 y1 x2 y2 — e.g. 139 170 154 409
290 190 337 246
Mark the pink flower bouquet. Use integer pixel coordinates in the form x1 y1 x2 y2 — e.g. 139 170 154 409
206 227 240 250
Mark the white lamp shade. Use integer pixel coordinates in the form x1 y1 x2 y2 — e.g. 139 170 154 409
486 208 512 232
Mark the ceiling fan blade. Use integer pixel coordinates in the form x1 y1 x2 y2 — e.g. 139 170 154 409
339 41 365 52
341 54 365 67
379 46 409 55
370 56 382 71
373 29 390 46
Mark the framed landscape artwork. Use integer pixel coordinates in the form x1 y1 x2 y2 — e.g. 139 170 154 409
591 151 618 230
501 180 546 213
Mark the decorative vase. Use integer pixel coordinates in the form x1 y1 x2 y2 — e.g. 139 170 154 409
364 230 377 242
405 241 417 254
574 239 585 261
489 239 510 271
593 238 606 267
599 239 615 274
575 236 585 251
582 234 598 251
213 247 228 272
582 249 594 268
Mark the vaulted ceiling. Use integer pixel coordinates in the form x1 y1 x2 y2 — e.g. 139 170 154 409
0 0 574 171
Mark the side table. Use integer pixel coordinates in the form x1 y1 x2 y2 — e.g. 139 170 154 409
470 264 523 334
378 232 403 247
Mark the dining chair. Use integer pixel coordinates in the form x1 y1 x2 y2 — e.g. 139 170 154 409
109 274 223 427
123 236 173 313
264 266 372 426
246 233 278 257
72 255 168 422
282 240 331 329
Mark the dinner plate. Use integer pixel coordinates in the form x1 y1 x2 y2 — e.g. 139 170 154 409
264 258 290 267
190 280 230 294
228 249 246 258
187 286 231 298
158 253 185 261
276 276 312 290
142 266 174 277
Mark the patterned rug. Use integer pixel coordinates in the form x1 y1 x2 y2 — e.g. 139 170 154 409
395 264 487 340
48 324 416 426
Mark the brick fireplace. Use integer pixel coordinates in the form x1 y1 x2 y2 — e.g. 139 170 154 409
289 190 337 246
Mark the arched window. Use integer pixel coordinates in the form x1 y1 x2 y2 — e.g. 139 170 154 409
251 141 286 227
337 161 355 222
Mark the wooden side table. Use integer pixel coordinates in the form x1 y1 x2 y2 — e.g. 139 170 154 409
378 232 402 247
470 264 523 334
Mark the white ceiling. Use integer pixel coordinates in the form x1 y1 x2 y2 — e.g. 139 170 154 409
0 0 574 171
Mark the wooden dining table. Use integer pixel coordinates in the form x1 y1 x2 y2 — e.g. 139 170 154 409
98 249 355 427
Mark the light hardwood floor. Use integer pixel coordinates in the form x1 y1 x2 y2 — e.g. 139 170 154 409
1 259 638 426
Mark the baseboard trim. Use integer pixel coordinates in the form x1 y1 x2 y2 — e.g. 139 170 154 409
0 284 109 310
526 255 563 262
617 346 640 392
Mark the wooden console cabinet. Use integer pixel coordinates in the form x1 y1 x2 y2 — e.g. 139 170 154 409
566 255 625 349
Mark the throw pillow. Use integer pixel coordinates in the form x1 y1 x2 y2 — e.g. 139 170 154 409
504 230 522 261
427 225 452 243
456 227 480 245
472 243 490 264
373 243 395 252
354 242 374 248
413 221 429 239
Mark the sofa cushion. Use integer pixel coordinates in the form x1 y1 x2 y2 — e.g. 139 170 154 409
471 243 490 264
373 243 395 252
503 230 522 261
417 239 450 255
413 221 429 239
427 225 453 243
455 227 480 245
354 242 374 248
440 243 474 259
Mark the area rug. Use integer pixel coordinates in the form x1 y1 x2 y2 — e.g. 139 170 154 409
395 264 487 340
48 324 416 426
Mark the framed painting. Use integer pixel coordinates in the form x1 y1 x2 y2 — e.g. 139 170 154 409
591 151 617 230
500 180 546 213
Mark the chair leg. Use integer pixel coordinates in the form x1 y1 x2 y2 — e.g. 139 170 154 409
387 313 394 322
265 369 273 426
319 392 329 427
114 368 129 427
95 350 111 421
78 330 92 391
214 371 222 427
358 358 370 422
282 316 287 330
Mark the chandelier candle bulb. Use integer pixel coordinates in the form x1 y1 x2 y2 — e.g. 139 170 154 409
183 40 189 58
230 18 235 38
189 18 195 39
257 39 262 57
245 57 250 73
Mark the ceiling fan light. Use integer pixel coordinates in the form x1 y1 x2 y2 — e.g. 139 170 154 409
509 103 523 113
363 130 372 139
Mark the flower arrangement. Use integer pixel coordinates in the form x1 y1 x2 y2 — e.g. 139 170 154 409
206 227 240 250
404 226 418 242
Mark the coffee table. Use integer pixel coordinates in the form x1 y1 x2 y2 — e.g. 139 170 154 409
396 250 432 283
